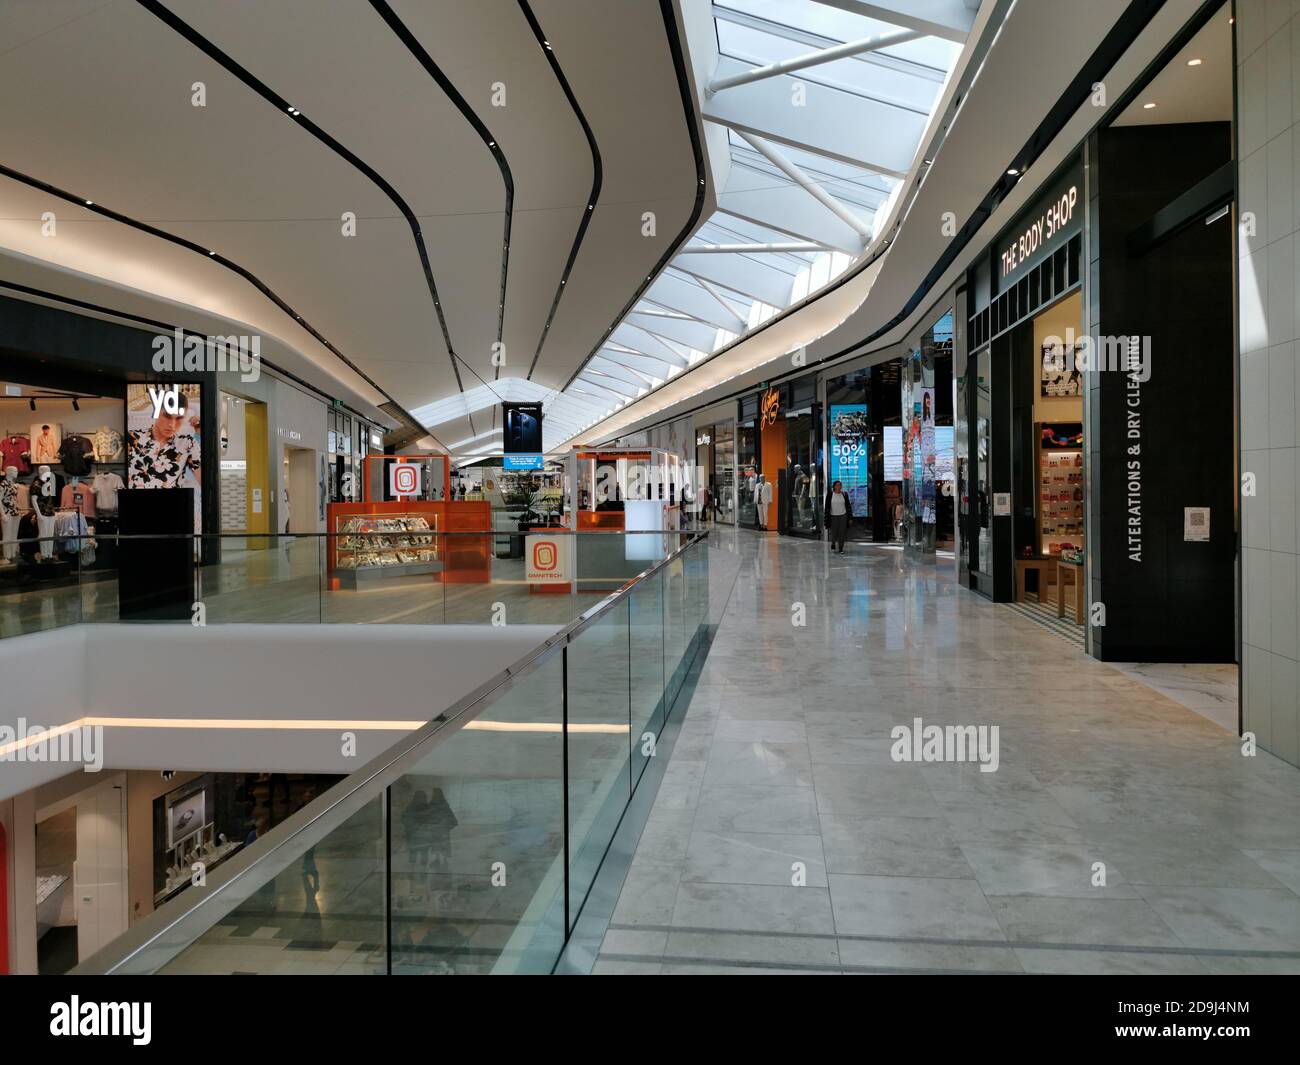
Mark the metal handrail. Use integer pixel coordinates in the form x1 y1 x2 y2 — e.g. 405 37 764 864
72 529 709 974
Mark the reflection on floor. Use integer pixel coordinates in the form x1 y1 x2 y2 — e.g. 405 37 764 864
595 531 1299 975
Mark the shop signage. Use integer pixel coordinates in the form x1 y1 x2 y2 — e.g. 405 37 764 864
760 387 781 428
370 431 384 449
389 462 421 496
525 533 572 583
220 459 247 471
696 432 712 446
503 453 544 471
276 427 302 442
997 159 1083 290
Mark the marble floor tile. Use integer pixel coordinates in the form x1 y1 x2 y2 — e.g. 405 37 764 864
693 784 822 835
670 881 836 935
828 873 1006 940
701 739 814 789
1135 885 1300 950
683 829 826 887
986 896 1183 947
592 530 1299 975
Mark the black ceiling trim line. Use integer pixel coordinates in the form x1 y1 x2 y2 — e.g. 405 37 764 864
0 280 421 439
133 0 470 425
0 161 428 441
557 0 707 397
368 0 513 383
581 0 1170 443
515 0 603 383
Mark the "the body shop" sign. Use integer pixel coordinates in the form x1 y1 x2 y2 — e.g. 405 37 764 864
996 159 1084 289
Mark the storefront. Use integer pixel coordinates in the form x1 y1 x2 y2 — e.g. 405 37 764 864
736 373 822 537
692 401 737 526
962 156 1085 610
823 359 903 542
955 3 1237 667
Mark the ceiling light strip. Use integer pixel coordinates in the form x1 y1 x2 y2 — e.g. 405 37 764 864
516 0 604 382
556 0 707 396
0 165 430 444
368 0 514 385
134 0 470 412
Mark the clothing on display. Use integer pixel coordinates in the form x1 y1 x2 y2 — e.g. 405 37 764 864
93 425 124 462
54 509 92 554
1 435 30 473
61 481 96 518
30 427 59 465
58 433 96 475
0 476 17 562
30 471 60 516
92 470 124 513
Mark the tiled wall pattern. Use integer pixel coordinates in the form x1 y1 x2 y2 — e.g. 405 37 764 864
220 469 247 532
1238 0 1300 765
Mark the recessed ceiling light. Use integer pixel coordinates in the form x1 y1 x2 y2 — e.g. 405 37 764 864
1006 168 1018 176
1187 57 1203 66
84 199 93 205
1143 102 1157 109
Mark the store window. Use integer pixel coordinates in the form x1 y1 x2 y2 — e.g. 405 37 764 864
712 420 735 525
785 408 819 535
737 419 757 527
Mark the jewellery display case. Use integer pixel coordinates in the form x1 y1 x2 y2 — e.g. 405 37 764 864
334 512 441 586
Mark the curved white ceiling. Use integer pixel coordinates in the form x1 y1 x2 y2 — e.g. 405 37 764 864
0 0 698 450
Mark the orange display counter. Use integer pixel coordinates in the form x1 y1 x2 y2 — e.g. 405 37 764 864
326 450 492 585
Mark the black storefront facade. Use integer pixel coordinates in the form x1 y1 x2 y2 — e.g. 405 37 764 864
959 79 1237 664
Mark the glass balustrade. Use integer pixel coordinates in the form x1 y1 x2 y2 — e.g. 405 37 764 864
65 531 711 975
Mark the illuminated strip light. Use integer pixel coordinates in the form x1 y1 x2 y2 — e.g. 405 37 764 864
0 717 629 757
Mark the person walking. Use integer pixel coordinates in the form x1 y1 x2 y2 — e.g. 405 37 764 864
825 479 852 553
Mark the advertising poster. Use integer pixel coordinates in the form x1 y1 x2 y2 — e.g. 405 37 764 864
828 404 870 516
126 382 202 532
920 386 936 524
883 426 903 482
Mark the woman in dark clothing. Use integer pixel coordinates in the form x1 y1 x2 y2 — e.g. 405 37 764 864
825 480 853 553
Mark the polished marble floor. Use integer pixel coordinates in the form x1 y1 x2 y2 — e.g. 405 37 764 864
596 529 1300 975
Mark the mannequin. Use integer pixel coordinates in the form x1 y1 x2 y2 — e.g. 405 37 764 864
32 465 58 558
0 467 18 562
755 476 773 530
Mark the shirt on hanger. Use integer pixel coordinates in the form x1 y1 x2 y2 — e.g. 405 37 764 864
1 435 30 473
59 434 95 476
93 427 124 462
91 471 124 512
60 482 96 518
